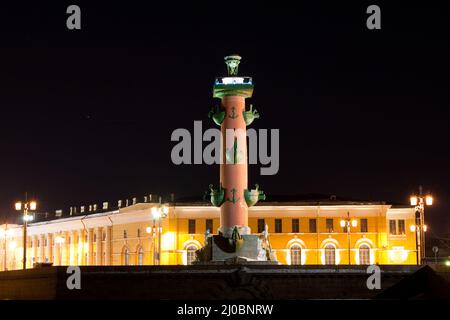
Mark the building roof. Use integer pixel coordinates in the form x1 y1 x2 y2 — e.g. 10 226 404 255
23 193 410 224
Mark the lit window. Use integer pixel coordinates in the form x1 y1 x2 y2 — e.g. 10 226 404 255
186 245 197 265
290 244 301 265
359 244 370 265
324 244 336 265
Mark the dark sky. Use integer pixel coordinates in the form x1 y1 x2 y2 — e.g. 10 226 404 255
0 2 449 234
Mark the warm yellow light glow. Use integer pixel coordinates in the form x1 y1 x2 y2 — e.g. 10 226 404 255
423 225 428 232
410 196 418 206
425 195 433 206
145 226 152 234
351 219 358 228
162 232 175 251
340 220 346 228
152 207 161 220
410 225 416 232
163 205 169 215
15 202 22 211
29 201 37 211
388 247 408 263
9 241 17 250
55 236 65 244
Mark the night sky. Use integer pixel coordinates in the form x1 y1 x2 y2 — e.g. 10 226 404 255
0 2 448 235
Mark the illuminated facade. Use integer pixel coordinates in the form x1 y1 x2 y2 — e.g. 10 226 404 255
0 197 418 270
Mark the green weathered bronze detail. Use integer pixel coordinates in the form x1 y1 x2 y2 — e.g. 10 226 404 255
208 105 225 126
207 184 225 207
242 104 260 126
225 188 240 204
224 55 241 76
213 227 243 253
244 184 266 207
213 84 254 99
228 106 238 119
229 226 244 251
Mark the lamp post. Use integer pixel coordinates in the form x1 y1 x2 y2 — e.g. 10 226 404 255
410 186 433 264
340 212 357 265
150 198 169 265
15 199 36 270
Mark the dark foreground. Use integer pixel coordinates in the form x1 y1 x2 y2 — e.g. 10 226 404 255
0 264 448 300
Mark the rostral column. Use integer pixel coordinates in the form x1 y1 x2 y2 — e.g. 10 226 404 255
208 55 265 239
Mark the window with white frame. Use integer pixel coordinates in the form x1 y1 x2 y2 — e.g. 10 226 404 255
324 244 336 265
389 219 406 235
290 244 302 265
186 245 197 265
359 244 370 265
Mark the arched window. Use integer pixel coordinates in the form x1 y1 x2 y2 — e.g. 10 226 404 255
359 244 370 265
290 244 302 265
324 244 336 265
186 245 197 265
137 247 144 266
124 248 130 266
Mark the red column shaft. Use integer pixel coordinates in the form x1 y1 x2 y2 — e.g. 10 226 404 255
219 95 249 236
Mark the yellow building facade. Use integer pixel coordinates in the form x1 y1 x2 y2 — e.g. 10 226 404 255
0 199 418 270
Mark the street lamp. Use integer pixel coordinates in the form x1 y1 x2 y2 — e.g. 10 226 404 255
150 198 169 265
340 212 358 265
410 186 433 264
14 198 37 269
